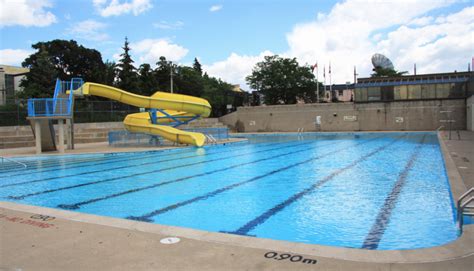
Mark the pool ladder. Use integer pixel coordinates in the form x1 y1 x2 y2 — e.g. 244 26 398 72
457 187 474 232
205 134 217 144
0 156 27 169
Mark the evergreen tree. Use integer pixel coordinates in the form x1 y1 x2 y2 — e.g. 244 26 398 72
117 37 138 92
371 66 407 77
193 58 202 76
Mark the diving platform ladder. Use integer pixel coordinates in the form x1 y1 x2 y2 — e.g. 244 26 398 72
457 187 474 232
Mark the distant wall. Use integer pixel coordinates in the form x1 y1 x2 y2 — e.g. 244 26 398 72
220 99 466 132
467 96 473 131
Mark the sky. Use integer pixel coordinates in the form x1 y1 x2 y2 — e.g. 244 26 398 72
0 0 473 91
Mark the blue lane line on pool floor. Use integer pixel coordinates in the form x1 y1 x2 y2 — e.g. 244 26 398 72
1 140 295 189
125 136 389 223
0 149 191 179
0 150 168 176
224 136 406 236
361 135 426 250
6 140 316 200
0 139 271 180
0 139 275 178
56 138 358 210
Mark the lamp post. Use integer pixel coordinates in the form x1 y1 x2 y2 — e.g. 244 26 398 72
169 61 174 94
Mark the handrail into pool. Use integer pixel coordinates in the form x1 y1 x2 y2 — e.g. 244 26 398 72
457 187 474 232
205 134 217 144
0 156 27 169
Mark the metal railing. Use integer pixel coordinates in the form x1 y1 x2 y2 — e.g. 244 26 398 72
457 187 474 232
205 134 218 144
0 156 27 169
26 78 84 118
27 98 72 117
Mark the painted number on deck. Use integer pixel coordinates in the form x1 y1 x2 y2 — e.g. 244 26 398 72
264 252 317 265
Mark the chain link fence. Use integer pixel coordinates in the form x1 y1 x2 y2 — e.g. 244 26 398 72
0 99 140 127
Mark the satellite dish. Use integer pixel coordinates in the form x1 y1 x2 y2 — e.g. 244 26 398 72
371 53 394 70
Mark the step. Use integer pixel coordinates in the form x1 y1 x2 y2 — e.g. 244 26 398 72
0 141 36 148
74 138 108 144
0 135 35 142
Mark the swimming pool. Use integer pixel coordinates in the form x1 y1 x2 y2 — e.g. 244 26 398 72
0 132 458 250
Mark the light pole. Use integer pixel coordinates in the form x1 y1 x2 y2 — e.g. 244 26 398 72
169 61 174 94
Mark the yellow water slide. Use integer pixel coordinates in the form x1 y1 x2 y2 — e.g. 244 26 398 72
75 82 212 147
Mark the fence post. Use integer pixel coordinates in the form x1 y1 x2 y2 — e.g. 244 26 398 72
16 101 20 126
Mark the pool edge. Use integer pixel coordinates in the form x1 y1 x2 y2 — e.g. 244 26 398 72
1 200 472 265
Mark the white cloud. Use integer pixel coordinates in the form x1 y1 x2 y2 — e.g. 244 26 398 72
93 0 152 17
285 0 459 83
113 39 189 65
0 0 56 27
408 16 434 27
0 49 33 66
203 0 473 90
68 20 109 41
209 5 223 12
377 6 474 75
153 21 184 30
203 51 274 90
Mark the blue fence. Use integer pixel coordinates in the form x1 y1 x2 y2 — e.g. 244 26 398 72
108 127 229 147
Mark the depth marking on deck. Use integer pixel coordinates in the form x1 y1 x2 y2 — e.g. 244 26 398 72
361 135 426 250
126 135 392 222
7 140 316 200
227 135 405 236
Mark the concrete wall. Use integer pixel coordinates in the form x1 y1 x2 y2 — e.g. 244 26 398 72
467 96 473 131
220 99 466 132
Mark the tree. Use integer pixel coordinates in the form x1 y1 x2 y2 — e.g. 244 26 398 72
246 55 318 105
102 60 117 86
371 66 407 77
22 39 105 82
117 37 138 92
193 58 202 76
19 46 58 98
154 56 173 92
175 66 204 97
137 63 158 96
202 74 234 116
20 39 107 98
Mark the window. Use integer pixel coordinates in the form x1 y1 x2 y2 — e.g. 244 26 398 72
367 87 381 101
408 85 421 99
355 87 368 102
421 84 436 99
436 83 450 98
394 85 408 100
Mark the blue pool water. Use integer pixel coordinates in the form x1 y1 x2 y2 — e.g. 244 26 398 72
0 132 458 250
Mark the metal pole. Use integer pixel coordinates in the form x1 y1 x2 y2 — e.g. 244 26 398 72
170 62 174 94
316 66 319 103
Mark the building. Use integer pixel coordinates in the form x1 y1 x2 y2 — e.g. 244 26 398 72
322 83 354 102
0 65 30 105
354 71 473 103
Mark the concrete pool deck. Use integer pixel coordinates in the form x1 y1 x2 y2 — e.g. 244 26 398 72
1 131 473 270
